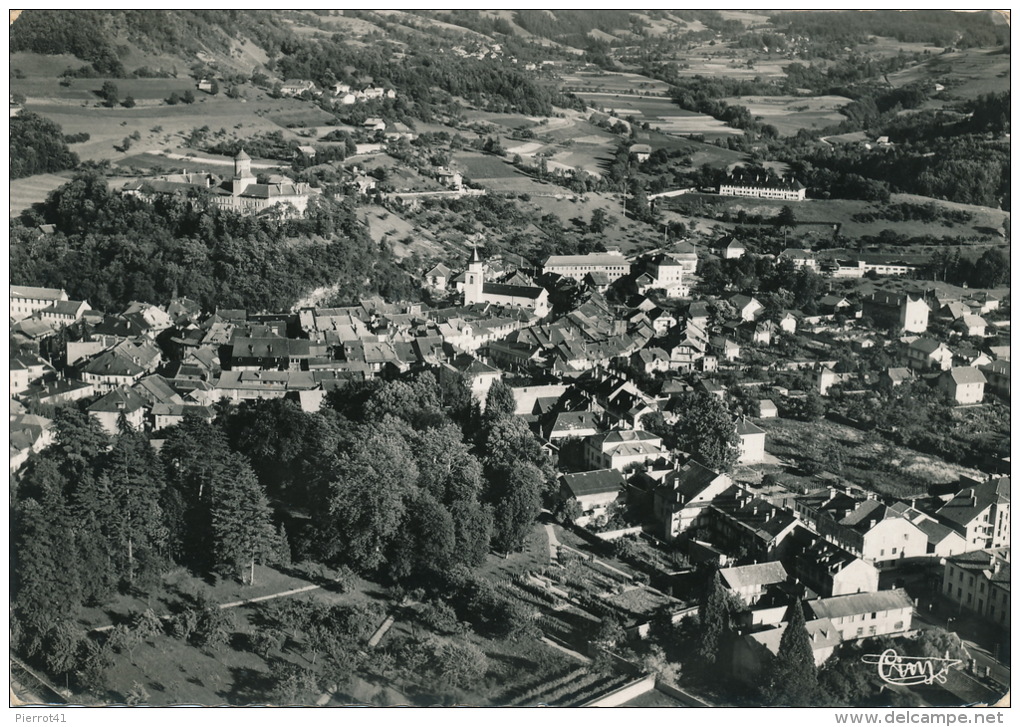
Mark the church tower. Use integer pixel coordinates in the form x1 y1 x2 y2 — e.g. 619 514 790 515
232 149 256 193
463 245 485 305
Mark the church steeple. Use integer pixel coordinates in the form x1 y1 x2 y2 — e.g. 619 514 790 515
464 245 484 305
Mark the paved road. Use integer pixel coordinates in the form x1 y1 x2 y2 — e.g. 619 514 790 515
913 609 1011 688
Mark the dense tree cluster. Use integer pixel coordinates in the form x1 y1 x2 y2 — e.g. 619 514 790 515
770 10 1009 49
10 112 80 179
11 172 415 313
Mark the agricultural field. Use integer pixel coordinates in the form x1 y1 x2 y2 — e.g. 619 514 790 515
9 172 74 218
578 93 743 139
671 193 1010 245
886 47 1012 106
559 70 671 96
719 95 851 136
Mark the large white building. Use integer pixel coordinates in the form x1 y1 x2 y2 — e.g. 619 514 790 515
10 285 68 322
123 150 315 218
542 251 631 282
719 172 806 201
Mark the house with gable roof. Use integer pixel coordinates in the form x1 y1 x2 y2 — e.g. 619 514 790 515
936 476 1010 550
732 612 839 684
735 418 766 465
941 548 1010 628
558 469 626 526
936 366 986 405
906 338 953 371
719 562 789 606
651 460 732 539
805 589 913 642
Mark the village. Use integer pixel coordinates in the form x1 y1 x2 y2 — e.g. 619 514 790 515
8 8 1011 711
10 206 1010 706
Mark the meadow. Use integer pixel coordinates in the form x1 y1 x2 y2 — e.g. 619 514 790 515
719 94 852 136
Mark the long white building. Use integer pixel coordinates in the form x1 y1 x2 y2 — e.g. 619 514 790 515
542 251 631 282
719 173 806 201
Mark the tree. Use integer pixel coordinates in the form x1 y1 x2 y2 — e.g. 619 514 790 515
490 462 542 553
100 81 118 107
666 392 740 470
166 92 181 105
482 379 516 422
762 602 819 706
696 568 727 667
970 248 1008 288
589 208 611 234
182 90 196 104
211 456 279 585
122 95 136 108
775 205 797 228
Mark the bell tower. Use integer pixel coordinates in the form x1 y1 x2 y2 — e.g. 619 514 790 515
464 245 484 305
232 149 256 192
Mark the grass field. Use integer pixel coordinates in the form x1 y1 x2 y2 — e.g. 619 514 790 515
678 193 1009 243
884 47 1010 105
760 417 982 499
9 172 74 217
455 151 526 180
577 93 743 138
720 94 851 136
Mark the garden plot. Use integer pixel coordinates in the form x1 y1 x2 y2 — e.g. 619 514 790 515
720 95 852 136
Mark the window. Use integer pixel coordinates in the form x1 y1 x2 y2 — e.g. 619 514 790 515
871 612 877 620
892 548 898 555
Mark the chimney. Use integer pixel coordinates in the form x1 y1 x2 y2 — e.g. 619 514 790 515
869 520 877 530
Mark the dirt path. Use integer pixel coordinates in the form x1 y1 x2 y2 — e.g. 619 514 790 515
91 584 321 633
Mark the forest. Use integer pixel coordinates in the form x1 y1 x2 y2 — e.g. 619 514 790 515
10 112 80 179
769 10 1010 49
11 172 416 313
11 374 554 698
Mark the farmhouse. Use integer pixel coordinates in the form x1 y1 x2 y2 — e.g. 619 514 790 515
718 172 806 201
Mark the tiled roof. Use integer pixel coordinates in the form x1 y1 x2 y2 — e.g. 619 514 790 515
807 589 912 621
561 469 626 498
720 562 788 591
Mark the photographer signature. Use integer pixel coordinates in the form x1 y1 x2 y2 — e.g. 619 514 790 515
861 649 962 686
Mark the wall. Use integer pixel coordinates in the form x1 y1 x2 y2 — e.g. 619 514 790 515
579 674 656 707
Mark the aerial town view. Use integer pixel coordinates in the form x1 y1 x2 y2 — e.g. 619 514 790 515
8 9 1010 711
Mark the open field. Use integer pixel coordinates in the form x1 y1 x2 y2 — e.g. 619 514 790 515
760 417 983 499
884 47 1009 105
720 94 851 136
455 151 526 180
672 193 1009 243
578 93 743 138
666 55 792 80
11 76 202 103
560 71 671 96
10 172 74 217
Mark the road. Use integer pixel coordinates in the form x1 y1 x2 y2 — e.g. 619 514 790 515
913 609 1011 688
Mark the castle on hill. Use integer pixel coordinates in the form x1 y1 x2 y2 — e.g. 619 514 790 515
122 150 315 218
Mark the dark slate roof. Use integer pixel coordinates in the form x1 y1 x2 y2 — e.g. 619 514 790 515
87 386 148 413
482 282 545 300
807 589 913 621
560 469 626 498
937 478 1010 529
720 562 788 591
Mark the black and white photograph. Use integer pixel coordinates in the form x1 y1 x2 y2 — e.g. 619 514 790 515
8 8 1010 714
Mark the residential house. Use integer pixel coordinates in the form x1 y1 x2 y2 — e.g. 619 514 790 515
641 253 688 297
669 242 699 274
861 290 929 333
730 294 764 322
805 590 913 641
695 489 800 563
941 548 1010 629
10 354 53 395
735 418 766 465
630 143 651 162
955 314 989 339
887 502 968 558
81 350 147 392
717 236 746 260
424 263 453 290
936 476 1010 550
10 412 55 473
979 360 1010 398
792 532 880 597
38 299 91 325
559 469 626 526
585 429 666 472
779 248 818 271
935 367 986 405
710 336 740 362
758 399 778 419
87 386 149 435
879 367 913 389
906 338 954 371
279 79 317 96
732 615 839 684
152 403 216 431
651 460 733 539
719 562 789 606
543 411 601 443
